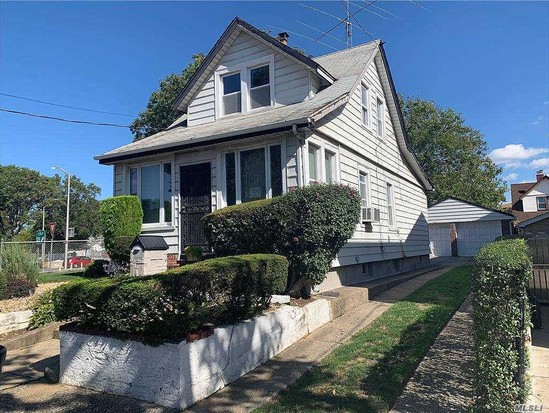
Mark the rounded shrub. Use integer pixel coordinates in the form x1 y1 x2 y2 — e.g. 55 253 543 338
203 184 361 297
98 196 143 265
472 239 532 412
83 259 109 278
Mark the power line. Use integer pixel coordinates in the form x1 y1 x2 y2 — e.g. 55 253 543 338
315 0 378 43
266 25 338 51
0 92 135 117
0 108 131 128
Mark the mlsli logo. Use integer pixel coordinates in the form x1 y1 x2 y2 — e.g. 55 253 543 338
514 405 544 412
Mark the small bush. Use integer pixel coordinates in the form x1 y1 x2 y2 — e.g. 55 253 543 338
99 196 143 264
83 259 109 278
0 272 6 300
203 184 361 296
28 290 56 329
472 239 532 412
6 276 36 298
50 254 288 340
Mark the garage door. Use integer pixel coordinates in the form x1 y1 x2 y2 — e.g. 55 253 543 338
456 221 502 257
429 224 452 257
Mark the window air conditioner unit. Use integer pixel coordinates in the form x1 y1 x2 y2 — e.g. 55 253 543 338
361 203 381 223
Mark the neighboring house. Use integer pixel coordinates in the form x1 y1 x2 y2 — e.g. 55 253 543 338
510 170 549 233
517 211 549 236
95 17 432 290
428 198 514 257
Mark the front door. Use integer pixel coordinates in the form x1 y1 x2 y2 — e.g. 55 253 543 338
180 163 211 251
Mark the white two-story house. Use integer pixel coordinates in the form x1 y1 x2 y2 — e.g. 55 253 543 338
95 17 433 290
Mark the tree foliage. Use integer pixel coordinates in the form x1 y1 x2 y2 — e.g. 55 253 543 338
0 165 101 240
400 96 506 208
130 53 205 141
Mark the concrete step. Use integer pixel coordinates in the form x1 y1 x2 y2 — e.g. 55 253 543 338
2 322 63 351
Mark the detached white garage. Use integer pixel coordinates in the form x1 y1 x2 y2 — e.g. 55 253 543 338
428 198 514 257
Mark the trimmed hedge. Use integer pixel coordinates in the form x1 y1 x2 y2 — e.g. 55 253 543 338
99 196 143 264
472 239 532 412
49 254 288 339
203 184 361 296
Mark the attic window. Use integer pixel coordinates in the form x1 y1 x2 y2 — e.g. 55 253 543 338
221 72 241 116
249 65 270 109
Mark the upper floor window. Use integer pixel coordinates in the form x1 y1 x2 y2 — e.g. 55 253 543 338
376 98 385 138
129 163 172 225
216 56 274 118
221 72 242 116
361 84 370 128
224 144 283 206
537 196 547 210
249 65 270 109
387 182 396 227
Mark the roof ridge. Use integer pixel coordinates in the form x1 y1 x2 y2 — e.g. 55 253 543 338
314 40 380 59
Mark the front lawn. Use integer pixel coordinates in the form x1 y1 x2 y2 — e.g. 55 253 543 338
37 270 87 284
256 266 471 413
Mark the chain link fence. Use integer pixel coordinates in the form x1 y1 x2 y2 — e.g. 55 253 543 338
0 237 109 272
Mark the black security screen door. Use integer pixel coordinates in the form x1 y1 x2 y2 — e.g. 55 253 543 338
180 163 211 250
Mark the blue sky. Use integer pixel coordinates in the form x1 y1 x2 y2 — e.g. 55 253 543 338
1 1 548 201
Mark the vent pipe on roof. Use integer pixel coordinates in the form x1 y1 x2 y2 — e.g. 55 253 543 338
277 32 289 46
536 170 545 182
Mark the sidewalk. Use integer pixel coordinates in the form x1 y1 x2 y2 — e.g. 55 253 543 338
0 261 467 413
390 295 474 413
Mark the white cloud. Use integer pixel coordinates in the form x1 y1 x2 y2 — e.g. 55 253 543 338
489 144 549 168
503 173 518 182
527 158 549 169
532 115 544 125
544 101 549 105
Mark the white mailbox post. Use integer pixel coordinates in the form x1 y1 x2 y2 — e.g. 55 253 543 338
129 236 169 276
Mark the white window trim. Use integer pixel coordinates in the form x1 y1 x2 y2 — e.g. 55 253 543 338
304 138 341 185
537 196 548 210
386 181 397 230
219 141 286 208
127 161 174 230
376 97 385 140
360 82 371 129
357 166 372 208
214 54 275 119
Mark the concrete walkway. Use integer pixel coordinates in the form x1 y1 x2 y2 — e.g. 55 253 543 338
0 260 469 413
390 295 474 413
530 306 549 408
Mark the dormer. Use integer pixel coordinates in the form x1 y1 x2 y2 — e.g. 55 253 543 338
173 18 334 127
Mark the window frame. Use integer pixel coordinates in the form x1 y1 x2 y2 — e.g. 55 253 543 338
537 196 548 211
305 139 340 185
376 97 385 139
127 160 174 228
247 63 272 111
358 167 372 208
360 83 371 129
221 141 285 207
220 71 242 117
215 55 275 119
386 182 396 229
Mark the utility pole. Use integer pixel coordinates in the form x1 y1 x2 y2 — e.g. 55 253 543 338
52 166 71 270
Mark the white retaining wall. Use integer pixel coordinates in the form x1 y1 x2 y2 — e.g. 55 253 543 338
0 310 33 334
60 299 334 409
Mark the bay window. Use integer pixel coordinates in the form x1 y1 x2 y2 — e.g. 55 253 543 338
224 144 283 206
128 162 172 225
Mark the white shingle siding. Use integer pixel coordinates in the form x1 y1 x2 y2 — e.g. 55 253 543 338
428 198 512 224
187 31 317 126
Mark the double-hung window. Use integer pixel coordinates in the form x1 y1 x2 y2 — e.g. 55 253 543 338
361 84 370 128
325 150 336 183
376 98 385 138
307 141 338 184
359 171 370 208
224 144 283 206
129 163 172 225
537 196 547 210
387 182 396 227
249 65 271 109
221 72 242 116
308 144 321 184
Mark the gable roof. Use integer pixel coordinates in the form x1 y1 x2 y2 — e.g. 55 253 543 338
428 197 514 224
95 19 431 191
517 211 549 228
519 175 549 199
173 17 335 112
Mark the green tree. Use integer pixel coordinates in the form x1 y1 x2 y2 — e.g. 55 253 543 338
400 96 506 208
130 53 205 141
0 165 101 240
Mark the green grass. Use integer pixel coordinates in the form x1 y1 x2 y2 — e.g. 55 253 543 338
37 270 87 284
256 266 471 413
